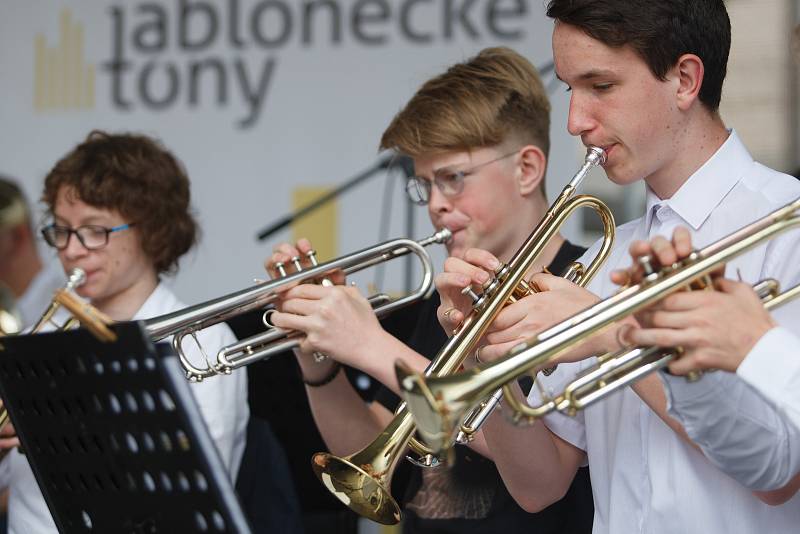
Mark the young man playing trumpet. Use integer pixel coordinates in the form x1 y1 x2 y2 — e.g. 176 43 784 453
268 47 594 533
434 1 800 532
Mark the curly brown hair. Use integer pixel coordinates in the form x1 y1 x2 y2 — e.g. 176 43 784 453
42 131 198 274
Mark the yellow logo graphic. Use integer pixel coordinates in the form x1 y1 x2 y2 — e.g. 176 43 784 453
34 9 95 111
291 187 339 262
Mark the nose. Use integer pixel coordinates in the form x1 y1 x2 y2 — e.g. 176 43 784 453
60 232 89 261
566 93 595 138
427 183 453 216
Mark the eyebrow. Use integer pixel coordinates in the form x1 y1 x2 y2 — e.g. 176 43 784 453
556 69 617 82
53 214 111 226
432 159 471 176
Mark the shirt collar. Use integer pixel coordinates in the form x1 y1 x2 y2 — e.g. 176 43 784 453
644 129 752 231
132 281 170 321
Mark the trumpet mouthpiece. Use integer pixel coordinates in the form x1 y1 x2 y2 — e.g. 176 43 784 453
66 268 87 289
437 227 453 243
586 146 607 166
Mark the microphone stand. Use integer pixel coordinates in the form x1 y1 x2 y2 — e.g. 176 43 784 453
255 154 417 292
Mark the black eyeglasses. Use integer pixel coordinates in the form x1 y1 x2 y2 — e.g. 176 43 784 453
405 150 519 205
41 223 136 250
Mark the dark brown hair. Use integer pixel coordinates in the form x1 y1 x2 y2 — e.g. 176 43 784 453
380 47 551 159
546 0 730 111
42 131 197 274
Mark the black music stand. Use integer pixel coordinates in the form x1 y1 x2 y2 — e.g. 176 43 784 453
0 322 252 534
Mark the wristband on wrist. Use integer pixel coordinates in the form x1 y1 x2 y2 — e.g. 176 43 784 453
302 362 342 388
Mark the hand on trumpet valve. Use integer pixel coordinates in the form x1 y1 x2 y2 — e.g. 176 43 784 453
436 248 500 335
612 227 776 374
478 272 603 364
610 227 723 289
270 283 389 370
265 238 345 285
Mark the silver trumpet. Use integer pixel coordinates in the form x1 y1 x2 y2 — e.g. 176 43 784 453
144 229 452 381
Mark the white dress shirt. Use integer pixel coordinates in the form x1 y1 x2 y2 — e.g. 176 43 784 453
660 321 800 491
6 283 250 534
738 327 800 435
529 131 800 533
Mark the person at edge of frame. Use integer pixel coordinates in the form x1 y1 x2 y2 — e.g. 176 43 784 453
434 2 800 533
0 131 294 533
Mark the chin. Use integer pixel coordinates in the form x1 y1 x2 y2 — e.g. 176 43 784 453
604 166 641 187
75 287 95 301
75 280 103 301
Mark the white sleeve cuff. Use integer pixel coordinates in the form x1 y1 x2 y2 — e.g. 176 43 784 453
660 369 727 423
737 327 800 404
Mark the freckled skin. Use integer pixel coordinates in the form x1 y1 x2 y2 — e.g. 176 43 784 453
553 23 689 191
53 186 158 321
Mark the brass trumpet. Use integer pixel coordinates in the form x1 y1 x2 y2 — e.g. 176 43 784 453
143 229 452 381
397 197 800 455
312 146 615 525
29 268 116 341
0 268 115 431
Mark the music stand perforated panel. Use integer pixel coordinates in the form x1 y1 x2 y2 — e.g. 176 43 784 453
0 321 251 534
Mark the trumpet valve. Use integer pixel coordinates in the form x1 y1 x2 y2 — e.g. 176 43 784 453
461 286 482 304
306 249 319 266
291 256 304 271
562 262 586 284
638 254 656 276
274 262 287 277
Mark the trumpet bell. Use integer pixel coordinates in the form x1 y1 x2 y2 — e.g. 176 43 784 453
311 453 401 525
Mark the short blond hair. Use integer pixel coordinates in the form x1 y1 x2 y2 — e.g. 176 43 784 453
380 47 551 159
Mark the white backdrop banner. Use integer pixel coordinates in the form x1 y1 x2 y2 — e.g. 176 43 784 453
0 0 581 304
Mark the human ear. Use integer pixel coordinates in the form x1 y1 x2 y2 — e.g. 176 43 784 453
517 145 547 197
674 54 704 111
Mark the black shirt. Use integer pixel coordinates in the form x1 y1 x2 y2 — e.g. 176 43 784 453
377 240 594 534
